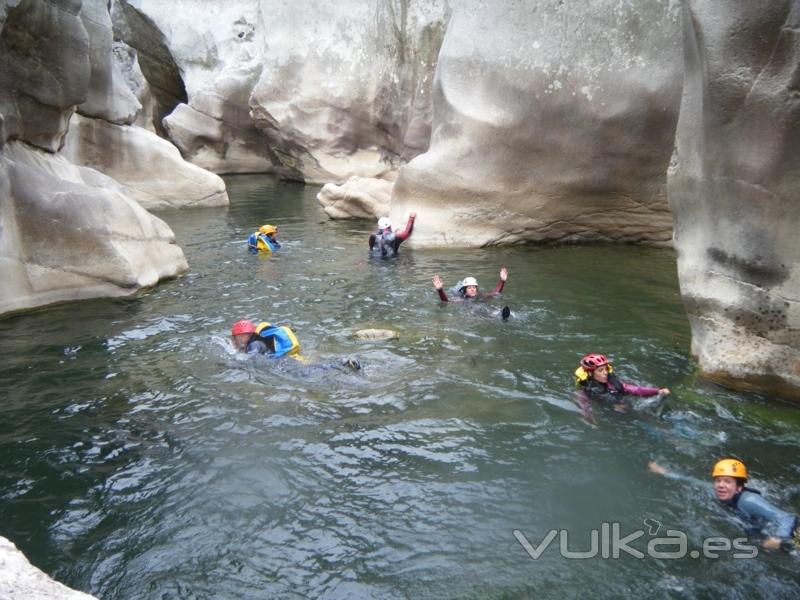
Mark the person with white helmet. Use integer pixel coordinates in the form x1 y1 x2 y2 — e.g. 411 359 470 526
648 458 799 551
431 267 510 320
369 212 416 257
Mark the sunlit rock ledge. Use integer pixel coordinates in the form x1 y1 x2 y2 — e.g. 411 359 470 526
0 536 98 600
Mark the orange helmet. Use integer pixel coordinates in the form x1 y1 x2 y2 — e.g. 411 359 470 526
231 320 256 336
259 224 277 235
712 459 748 480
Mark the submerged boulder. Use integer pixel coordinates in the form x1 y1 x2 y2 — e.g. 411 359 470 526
668 1 800 401
392 0 682 247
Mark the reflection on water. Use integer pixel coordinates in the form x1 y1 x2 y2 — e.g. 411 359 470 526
0 175 798 599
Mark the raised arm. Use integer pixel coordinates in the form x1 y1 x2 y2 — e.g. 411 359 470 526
432 274 450 302
487 266 508 296
394 212 417 242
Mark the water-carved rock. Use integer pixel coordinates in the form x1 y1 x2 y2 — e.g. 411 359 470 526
667 0 800 400
392 0 683 247
0 142 187 316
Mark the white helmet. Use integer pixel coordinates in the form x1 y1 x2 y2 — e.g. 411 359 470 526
461 276 478 288
377 217 391 230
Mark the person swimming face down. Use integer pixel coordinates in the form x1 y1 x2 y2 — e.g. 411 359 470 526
230 319 276 354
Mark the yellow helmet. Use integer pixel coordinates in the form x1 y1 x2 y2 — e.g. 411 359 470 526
259 224 277 235
712 459 747 480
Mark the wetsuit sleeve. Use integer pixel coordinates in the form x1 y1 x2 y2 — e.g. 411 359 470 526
394 214 416 242
246 339 270 354
737 492 798 539
574 389 596 422
485 279 505 297
621 382 661 397
437 288 450 302
369 234 377 250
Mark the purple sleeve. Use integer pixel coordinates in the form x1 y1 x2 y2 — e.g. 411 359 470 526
621 382 661 397
484 279 505 297
575 389 596 422
436 288 450 302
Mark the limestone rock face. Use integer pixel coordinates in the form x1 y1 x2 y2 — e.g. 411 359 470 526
391 0 683 247
110 0 187 136
62 114 229 209
317 177 394 220
249 0 448 183
0 536 97 599
118 0 450 180
0 0 88 151
163 66 273 174
0 142 188 316
77 0 141 124
668 1 800 400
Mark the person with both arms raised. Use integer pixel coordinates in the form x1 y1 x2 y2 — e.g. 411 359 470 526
431 267 510 320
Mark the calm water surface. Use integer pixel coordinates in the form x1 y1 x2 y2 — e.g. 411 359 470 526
1 176 798 599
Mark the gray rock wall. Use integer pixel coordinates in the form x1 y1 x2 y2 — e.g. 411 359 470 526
667 0 800 400
0 0 227 318
391 0 683 246
0 142 187 316
0 0 88 151
119 0 451 180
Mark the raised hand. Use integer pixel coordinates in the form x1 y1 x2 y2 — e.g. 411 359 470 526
432 274 443 290
500 266 508 281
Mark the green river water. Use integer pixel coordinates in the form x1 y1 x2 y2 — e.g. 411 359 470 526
1 175 798 599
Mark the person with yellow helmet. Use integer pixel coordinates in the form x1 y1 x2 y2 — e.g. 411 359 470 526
574 353 670 417
247 224 281 253
369 212 416 257
649 458 799 551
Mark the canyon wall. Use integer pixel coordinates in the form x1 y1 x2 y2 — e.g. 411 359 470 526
667 0 800 400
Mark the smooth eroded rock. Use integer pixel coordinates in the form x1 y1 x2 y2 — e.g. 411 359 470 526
317 177 394 220
392 0 682 247
61 113 229 209
667 0 800 401
0 0 88 150
0 536 97 599
0 141 188 317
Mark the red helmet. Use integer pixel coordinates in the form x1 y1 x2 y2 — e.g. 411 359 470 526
580 353 609 371
231 319 256 336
